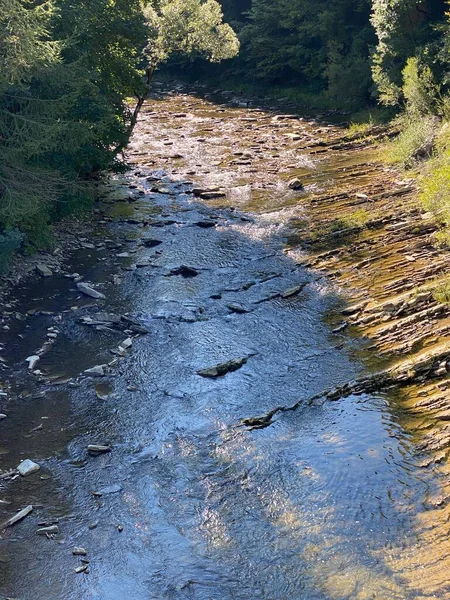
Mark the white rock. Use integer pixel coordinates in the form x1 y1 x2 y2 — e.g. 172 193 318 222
76 282 105 299
119 338 133 351
17 459 40 477
0 414 7 420
84 365 105 377
26 355 40 370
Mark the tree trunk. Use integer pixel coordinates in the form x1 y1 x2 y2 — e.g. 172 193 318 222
115 66 156 155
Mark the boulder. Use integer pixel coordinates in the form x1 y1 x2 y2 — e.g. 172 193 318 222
17 459 40 477
288 178 304 191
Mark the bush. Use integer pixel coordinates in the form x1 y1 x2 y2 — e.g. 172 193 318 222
384 115 438 168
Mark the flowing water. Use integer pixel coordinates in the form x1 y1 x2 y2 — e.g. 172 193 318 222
0 85 447 600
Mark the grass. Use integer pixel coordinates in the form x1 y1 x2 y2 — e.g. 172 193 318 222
383 115 437 168
308 209 370 248
430 274 450 304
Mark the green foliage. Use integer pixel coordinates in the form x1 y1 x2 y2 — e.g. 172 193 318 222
371 0 447 106
384 116 437 167
240 0 374 107
143 0 240 69
430 273 450 304
0 0 148 265
402 57 439 117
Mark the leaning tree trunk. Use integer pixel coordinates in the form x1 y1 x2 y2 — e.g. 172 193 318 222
115 66 156 155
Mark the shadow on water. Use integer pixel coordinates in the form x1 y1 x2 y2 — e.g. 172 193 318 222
0 87 445 600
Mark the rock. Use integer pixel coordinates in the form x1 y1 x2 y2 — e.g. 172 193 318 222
0 505 33 529
119 338 133 351
227 303 250 314
72 547 87 556
37 525 59 535
141 238 163 248
0 414 6 420
84 365 105 377
17 459 40 477
76 282 105 300
288 178 304 191
92 484 122 496
135 260 152 268
87 444 111 455
200 191 227 200
36 264 53 277
75 565 88 574
26 355 40 370
198 356 249 378
281 283 307 298
169 265 200 278
194 220 217 228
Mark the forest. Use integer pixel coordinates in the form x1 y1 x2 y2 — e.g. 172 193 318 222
2 0 450 267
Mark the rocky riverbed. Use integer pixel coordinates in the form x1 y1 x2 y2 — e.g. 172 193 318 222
0 83 449 599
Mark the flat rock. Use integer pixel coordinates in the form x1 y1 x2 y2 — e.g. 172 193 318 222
198 357 249 378
93 484 122 496
84 365 105 377
200 191 227 200
37 525 58 535
87 444 111 455
0 505 33 529
36 264 53 277
227 303 250 314
281 283 307 298
77 282 105 300
17 459 40 477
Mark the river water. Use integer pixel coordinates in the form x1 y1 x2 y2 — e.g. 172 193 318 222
0 85 446 599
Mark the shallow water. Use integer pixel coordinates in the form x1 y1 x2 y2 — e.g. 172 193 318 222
0 87 447 600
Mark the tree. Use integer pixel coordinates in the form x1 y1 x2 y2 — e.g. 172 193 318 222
127 0 240 136
241 0 374 106
371 0 447 105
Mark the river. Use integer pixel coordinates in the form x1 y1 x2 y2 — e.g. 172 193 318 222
0 84 447 600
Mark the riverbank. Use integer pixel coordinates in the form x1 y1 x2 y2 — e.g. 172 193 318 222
1 83 450 598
